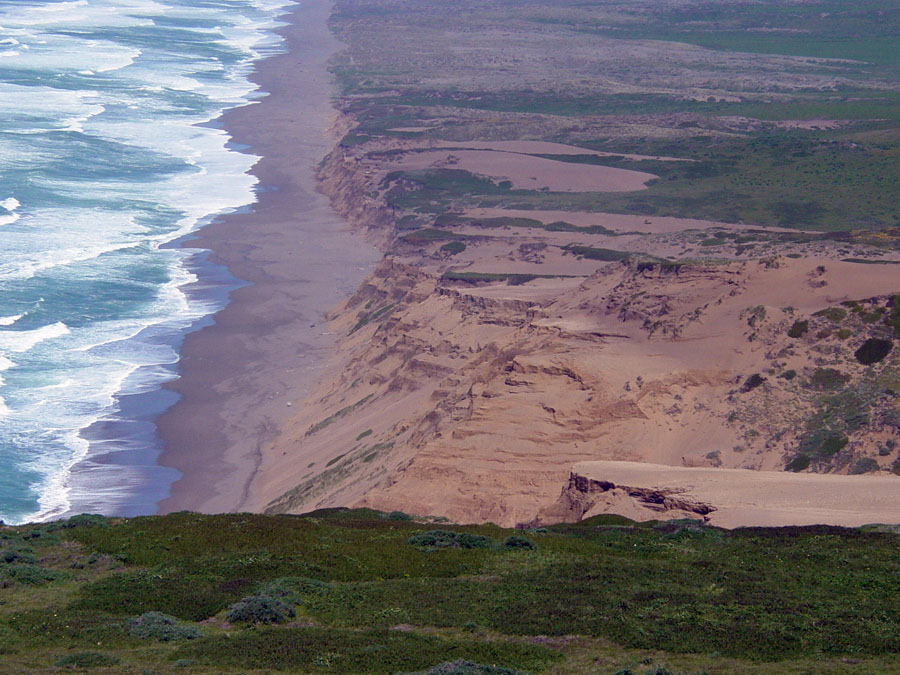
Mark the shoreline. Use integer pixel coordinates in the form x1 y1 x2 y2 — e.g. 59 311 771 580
155 0 380 514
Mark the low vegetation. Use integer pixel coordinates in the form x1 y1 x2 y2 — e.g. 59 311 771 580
4 510 900 672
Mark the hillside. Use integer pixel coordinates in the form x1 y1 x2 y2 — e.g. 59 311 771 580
4 510 900 672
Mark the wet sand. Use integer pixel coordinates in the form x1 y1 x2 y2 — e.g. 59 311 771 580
156 0 380 513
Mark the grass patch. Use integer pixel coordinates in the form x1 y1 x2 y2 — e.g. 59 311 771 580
442 272 574 285
563 245 630 261
173 626 560 673
440 240 467 255
307 395 375 436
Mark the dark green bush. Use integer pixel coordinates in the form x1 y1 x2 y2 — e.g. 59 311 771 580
741 373 766 392
0 546 36 564
787 320 809 338
226 594 295 624
813 307 847 322
854 338 893 365
808 368 849 391
785 454 811 472
799 429 849 459
502 536 537 551
440 241 467 255
406 660 527 675
779 369 797 380
73 571 254 621
45 514 108 532
887 296 900 337
564 245 630 261
3 564 61 586
174 627 557 672
127 612 201 642
388 511 413 520
256 577 330 605
849 457 880 475
408 530 495 550
54 652 120 668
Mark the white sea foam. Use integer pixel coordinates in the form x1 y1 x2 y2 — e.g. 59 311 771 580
0 322 70 353
0 83 104 133
0 196 19 226
0 0 295 525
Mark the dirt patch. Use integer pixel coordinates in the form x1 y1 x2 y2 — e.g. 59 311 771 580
387 149 656 192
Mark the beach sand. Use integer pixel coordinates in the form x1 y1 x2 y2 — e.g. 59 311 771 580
156 0 379 514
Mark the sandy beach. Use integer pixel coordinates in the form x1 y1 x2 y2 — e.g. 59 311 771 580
155 0 379 514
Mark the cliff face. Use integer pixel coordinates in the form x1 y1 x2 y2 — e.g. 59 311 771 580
315 125 397 248
535 471 718 525
245 229 900 525
234 102 900 527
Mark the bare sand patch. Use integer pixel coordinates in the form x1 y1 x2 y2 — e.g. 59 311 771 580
455 277 586 303
464 207 738 234
387 149 656 192
432 139 689 162
771 119 850 130
571 460 900 528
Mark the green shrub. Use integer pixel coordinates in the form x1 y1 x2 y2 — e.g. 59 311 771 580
388 511 413 520
799 429 849 458
779 369 797 380
787 320 809 338
127 612 201 642
174 627 557 672
808 368 849 391
502 536 537 551
0 546 37 564
785 454 811 472
45 514 108 532
406 660 528 675
74 571 253 621
54 652 120 668
887 296 900 337
813 307 847 322
226 594 295 624
408 530 495 550
854 338 893 365
849 457 881 475
3 564 61 586
564 245 630 261
440 241 467 255
256 577 330 606
741 373 766 392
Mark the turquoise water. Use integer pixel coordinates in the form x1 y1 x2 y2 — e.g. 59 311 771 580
0 0 293 524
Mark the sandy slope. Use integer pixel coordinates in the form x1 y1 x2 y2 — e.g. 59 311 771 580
245 247 900 526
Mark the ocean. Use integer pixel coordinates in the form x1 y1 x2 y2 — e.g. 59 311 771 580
0 0 293 525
